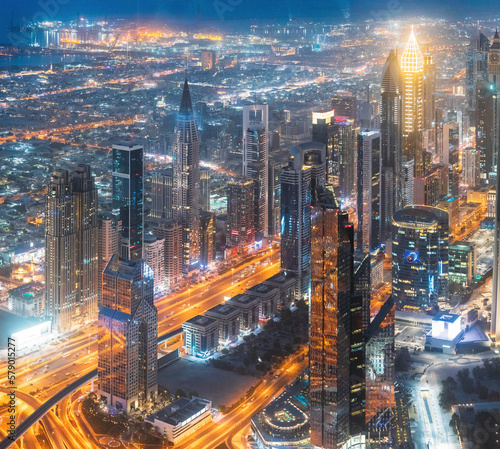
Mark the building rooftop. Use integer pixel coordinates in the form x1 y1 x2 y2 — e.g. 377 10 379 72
150 397 211 427
9 282 44 300
206 304 238 317
227 294 259 307
184 315 218 328
433 312 460 324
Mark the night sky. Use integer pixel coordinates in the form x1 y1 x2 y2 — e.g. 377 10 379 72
0 0 496 44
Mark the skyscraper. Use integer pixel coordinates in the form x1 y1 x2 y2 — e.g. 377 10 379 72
112 142 144 261
309 187 367 448
268 159 287 237
312 110 336 186
401 157 415 207
401 28 425 177
280 146 312 302
380 50 403 245
392 206 449 310
357 131 381 252
331 91 357 120
462 148 480 188
153 219 182 290
173 79 201 275
333 117 359 208
490 30 500 342
365 296 395 440
226 178 255 253
98 212 121 306
200 211 215 267
98 255 158 413
243 104 269 238
144 235 165 297
467 32 489 129
150 169 174 220
45 166 98 332
200 167 211 212
476 81 494 181
423 53 436 131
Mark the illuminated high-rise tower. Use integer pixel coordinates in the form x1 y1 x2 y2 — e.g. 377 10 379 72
401 28 424 177
98 255 158 413
243 104 269 238
173 79 200 275
489 30 500 342
466 32 489 130
45 166 98 332
112 142 144 261
380 50 403 246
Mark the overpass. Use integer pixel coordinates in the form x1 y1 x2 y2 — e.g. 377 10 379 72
0 328 183 448
0 369 97 449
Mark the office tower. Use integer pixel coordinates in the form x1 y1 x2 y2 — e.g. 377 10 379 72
490 30 500 173
268 159 287 236
201 50 216 70
144 235 165 297
467 32 490 129
401 28 424 177
463 147 481 187
302 142 327 193
413 166 443 207
200 167 211 212
310 187 367 449
312 110 336 186
270 130 280 151
392 205 449 311
448 148 460 198
449 242 477 288
476 82 494 181
423 53 436 130
380 50 403 245
173 79 200 275
401 158 414 207
112 142 144 261
153 219 182 290
280 146 312 302
333 118 359 208
331 91 357 120
491 31 500 342
226 178 255 253
440 122 459 165
151 169 174 219
200 211 215 267
98 255 158 413
45 166 98 332
365 296 395 439
98 213 121 306
357 131 381 252
243 104 269 238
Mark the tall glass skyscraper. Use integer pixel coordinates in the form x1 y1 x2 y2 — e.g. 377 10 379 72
98 255 158 413
401 29 424 177
309 187 359 449
243 104 269 238
380 49 403 245
45 165 98 332
392 206 449 310
112 142 144 261
173 79 201 275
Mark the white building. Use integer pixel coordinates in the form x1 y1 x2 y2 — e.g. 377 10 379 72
147 397 212 445
144 235 165 297
462 147 480 188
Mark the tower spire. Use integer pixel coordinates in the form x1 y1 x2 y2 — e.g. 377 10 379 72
179 79 193 116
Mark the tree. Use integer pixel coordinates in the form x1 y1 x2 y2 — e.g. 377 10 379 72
188 390 199 398
175 389 187 398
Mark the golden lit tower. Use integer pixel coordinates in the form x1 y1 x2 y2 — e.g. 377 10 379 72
401 28 424 177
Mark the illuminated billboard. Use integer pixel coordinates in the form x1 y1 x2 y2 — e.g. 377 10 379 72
405 250 419 263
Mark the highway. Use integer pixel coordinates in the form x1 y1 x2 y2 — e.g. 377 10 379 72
0 247 280 448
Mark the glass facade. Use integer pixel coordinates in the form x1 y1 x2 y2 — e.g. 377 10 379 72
112 143 144 261
392 206 449 310
309 189 353 449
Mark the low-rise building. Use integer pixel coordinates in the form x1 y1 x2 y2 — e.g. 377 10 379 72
147 397 212 444
204 304 240 346
246 283 279 320
449 241 476 288
226 294 260 333
8 282 45 317
263 271 296 312
182 315 219 357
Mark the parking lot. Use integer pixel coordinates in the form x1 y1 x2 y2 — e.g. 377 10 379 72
395 325 428 350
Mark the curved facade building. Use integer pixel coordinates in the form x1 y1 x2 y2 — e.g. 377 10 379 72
392 206 449 310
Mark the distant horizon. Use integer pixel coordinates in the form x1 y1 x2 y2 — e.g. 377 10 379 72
2 0 500 46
